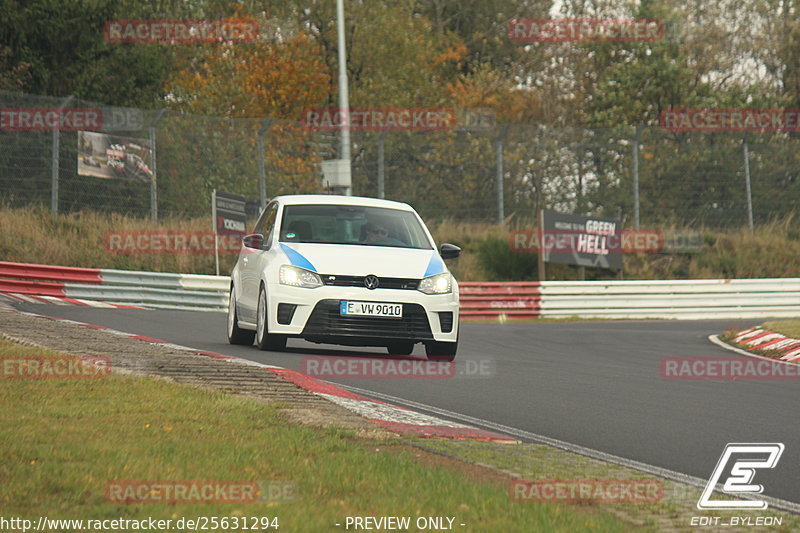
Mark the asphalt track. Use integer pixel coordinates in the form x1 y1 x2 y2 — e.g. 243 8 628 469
9 302 799 506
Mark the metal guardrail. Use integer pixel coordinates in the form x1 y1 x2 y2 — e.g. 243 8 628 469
1 261 798 320
0 261 228 312
459 282 541 320
538 279 800 320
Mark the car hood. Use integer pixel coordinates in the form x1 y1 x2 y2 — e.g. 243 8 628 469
278 242 446 279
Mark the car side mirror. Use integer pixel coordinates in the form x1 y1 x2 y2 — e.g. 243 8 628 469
440 243 461 259
242 233 264 249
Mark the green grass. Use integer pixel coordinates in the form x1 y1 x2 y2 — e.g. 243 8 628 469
761 320 800 338
417 440 800 532
0 339 638 532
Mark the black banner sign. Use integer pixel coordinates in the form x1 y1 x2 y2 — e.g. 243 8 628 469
213 191 246 235
542 210 622 269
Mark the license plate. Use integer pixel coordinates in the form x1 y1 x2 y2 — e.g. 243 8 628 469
340 301 403 318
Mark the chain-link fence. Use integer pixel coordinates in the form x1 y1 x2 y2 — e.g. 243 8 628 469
2 89 799 228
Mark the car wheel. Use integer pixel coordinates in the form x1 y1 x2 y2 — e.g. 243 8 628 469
256 285 287 351
227 286 255 345
386 341 414 356
425 334 458 361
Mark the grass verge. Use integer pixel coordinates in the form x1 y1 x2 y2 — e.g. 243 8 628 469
0 338 638 532
760 320 800 339
417 439 800 532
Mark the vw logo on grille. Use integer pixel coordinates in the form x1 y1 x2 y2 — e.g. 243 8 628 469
364 275 380 290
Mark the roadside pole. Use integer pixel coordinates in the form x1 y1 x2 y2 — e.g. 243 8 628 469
537 208 546 281
743 135 754 233
495 125 508 225
149 109 166 222
632 125 641 229
51 95 74 214
258 119 272 211
377 130 386 199
212 189 219 277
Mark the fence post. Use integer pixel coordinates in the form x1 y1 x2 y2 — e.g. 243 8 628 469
51 95 74 214
632 125 641 229
743 135 754 233
149 109 167 222
576 139 584 214
377 130 386 199
495 125 508 224
257 119 272 211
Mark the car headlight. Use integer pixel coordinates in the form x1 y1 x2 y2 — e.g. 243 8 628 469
417 272 452 295
279 265 322 288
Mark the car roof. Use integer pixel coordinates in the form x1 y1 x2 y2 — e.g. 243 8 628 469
273 194 415 211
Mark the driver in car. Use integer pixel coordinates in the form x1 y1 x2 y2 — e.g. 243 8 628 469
362 221 405 246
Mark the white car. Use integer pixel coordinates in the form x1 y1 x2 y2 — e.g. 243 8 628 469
227 195 460 360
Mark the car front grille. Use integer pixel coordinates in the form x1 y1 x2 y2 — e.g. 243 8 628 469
320 274 419 290
301 299 433 340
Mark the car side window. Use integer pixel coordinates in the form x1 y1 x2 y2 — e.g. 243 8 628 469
254 203 278 249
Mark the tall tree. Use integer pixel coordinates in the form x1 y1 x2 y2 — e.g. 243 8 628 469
0 0 194 106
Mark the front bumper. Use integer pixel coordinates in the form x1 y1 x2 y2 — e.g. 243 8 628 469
264 282 459 344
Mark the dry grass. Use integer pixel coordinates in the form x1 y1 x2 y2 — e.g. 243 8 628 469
2 206 800 281
761 320 800 338
0 205 238 274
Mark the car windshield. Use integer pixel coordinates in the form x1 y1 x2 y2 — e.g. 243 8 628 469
279 204 432 249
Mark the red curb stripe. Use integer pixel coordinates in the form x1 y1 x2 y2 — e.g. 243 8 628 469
268 368 379 402
80 324 111 331
750 336 788 350
61 297 90 306
731 328 800 366
129 335 169 344
739 331 773 345
780 342 800 355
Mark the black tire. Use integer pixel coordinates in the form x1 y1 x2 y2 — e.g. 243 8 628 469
227 286 255 345
386 341 415 356
256 285 287 351
425 333 458 361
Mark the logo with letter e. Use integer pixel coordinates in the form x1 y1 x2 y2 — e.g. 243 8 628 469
697 443 784 510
